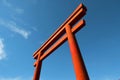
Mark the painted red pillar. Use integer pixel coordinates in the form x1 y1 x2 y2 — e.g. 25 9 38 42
65 25 89 80
33 53 42 80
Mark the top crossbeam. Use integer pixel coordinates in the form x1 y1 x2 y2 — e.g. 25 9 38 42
33 3 87 60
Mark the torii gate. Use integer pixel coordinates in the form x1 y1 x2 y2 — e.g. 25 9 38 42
33 3 89 80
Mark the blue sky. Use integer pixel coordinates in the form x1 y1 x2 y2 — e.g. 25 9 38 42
0 0 120 80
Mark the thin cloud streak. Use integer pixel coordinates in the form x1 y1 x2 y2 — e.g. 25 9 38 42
0 76 32 80
0 19 30 39
7 21 31 39
2 0 24 14
15 8 24 14
95 76 120 80
0 77 20 80
0 38 6 60
2 0 11 7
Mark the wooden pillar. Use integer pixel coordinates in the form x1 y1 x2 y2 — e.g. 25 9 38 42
33 52 42 80
65 25 89 80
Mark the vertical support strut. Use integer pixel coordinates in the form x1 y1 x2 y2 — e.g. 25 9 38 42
65 25 89 80
33 52 42 80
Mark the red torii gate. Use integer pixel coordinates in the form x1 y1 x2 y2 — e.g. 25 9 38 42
33 3 89 80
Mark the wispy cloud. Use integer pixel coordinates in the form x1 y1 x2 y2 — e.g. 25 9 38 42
0 19 30 39
103 77 120 80
31 0 39 4
0 38 6 60
7 21 31 39
2 0 24 14
0 76 32 80
0 77 20 80
94 76 120 80
15 8 24 14
2 0 11 7
31 27 38 32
